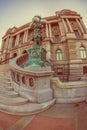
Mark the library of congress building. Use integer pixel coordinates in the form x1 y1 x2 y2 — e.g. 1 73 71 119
0 9 87 82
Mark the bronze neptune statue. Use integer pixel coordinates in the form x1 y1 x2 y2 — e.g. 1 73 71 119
25 16 49 67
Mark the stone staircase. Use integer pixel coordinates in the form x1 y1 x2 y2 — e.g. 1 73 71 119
0 64 55 115
0 71 29 106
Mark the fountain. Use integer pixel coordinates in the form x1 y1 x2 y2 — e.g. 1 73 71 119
10 16 54 103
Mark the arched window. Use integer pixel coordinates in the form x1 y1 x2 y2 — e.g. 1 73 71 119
56 49 63 60
80 47 87 58
22 76 25 84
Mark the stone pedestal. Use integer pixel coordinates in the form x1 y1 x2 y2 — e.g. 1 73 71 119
11 66 53 103
24 66 53 103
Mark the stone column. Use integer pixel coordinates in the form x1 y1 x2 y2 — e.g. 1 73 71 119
58 19 65 35
25 30 28 42
23 30 28 43
15 34 20 46
7 38 10 50
66 18 73 32
8 37 13 49
48 23 52 37
46 42 51 60
11 36 16 48
23 31 26 43
76 18 84 33
62 18 68 33
1 40 4 52
46 23 49 37
79 19 87 33
5 37 9 50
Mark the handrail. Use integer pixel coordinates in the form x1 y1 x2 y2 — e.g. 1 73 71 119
0 56 14 64
51 77 87 89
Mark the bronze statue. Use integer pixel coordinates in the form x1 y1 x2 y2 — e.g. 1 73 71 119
25 16 49 67
30 16 45 49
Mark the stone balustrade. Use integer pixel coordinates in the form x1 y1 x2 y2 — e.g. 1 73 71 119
10 53 36 89
10 53 87 104
51 77 87 103
10 53 53 103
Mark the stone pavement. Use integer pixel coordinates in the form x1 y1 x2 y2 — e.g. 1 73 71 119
0 102 87 130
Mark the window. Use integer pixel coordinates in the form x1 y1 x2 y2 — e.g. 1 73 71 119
74 30 80 38
56 50 63 60
80 47 87 58
54 35 60 41
83 66 87 74
57 67 63 75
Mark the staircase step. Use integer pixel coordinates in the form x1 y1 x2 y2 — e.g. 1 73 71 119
0 99 55 115
0 90 19 98
0 78 10 82
0 96 29 105
0 74 11 79
0 86 14 91
0 81 11 86
0 75 10 78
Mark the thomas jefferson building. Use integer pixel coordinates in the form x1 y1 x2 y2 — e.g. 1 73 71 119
1 9 87 81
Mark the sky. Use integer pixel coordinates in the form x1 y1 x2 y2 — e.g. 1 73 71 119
0 0 87 46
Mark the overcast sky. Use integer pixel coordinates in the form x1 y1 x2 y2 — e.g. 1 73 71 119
0 0 87 45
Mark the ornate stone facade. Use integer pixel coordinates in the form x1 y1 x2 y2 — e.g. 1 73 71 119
1 9 87 81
